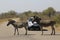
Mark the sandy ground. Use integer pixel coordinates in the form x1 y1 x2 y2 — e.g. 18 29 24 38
0 19 60 40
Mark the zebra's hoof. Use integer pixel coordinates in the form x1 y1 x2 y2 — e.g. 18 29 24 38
25 33 27 35
14 33 15 35
41 34 43 35
17 34 19 35
54 34 55 35
51 33 53 35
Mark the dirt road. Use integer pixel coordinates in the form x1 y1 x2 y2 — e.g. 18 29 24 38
0 21 60 40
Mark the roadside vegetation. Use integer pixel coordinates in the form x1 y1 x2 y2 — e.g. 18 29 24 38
0 7 60 27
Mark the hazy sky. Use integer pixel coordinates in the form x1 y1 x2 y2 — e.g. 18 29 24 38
0 0 60 13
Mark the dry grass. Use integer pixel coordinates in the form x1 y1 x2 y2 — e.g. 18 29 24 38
0 19 8 23
0 18 20 24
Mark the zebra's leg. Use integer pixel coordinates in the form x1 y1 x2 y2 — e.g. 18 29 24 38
17 28 19 35
53 25 55 35
41 27 43 35
51 26 54 35
51 25 55 35
24 26 28 35
39 25 41 31
53 27 55 35
14 28 16 35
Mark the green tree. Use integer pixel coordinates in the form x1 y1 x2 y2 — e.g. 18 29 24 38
43 7 56 18
24 10 32 17
7 10 17 18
